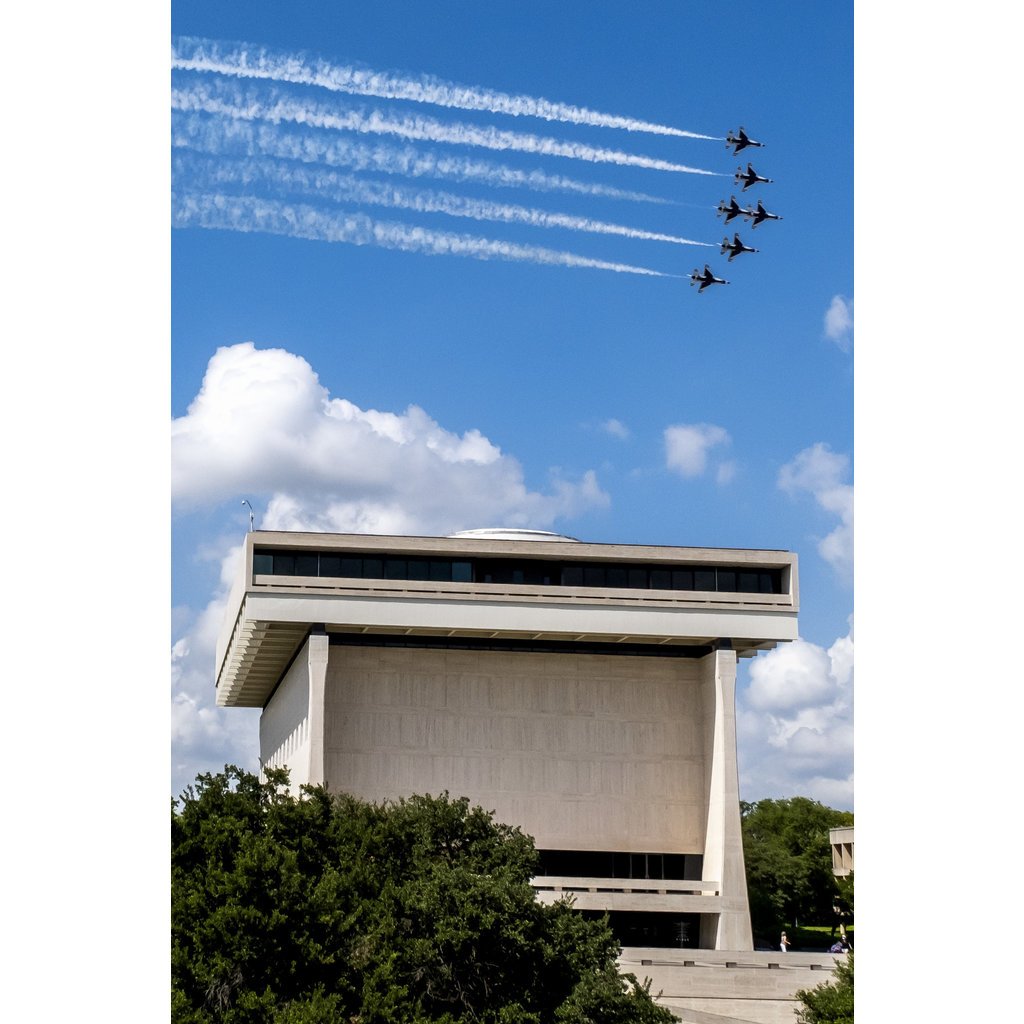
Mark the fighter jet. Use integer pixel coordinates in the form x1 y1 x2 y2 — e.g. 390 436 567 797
689 264 729 293
725 126 764 154
734 162 774 191
716 196 751 224
720 233 759 261
747 199 783 228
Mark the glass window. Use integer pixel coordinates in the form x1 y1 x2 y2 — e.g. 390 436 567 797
406 558 428 580
760 572 776 594
672 570 694 590
606 567 628 588
273 553 296 576
384 559 407 579
319 555 342 577
429 560 451 581
253 553 273 574
562 566 584 587
451 561 472 582
694 570 715 591
628 568 648 589
738 571 760 593
295 554 319 577
362 558 383 579
339 557 362 578
650 569 671 590
717 570 736 592
583 566 606 587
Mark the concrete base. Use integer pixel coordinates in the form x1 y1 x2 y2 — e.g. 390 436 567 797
620 948 843 1024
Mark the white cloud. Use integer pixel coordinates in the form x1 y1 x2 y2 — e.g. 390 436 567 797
601 418 630 440
172 342 609 533
664 422 731 479
738 621 854 808
778 442 853 580
823 295 853 350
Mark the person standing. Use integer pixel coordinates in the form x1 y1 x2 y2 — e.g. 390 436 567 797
780 931 791 953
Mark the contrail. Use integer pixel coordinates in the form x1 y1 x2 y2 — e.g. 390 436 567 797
171 78 724 177
172 110 673 205
173 36 721 141
172 192 679 277
173 150 714 248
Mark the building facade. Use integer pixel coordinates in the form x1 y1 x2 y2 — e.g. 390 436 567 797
216 528 799 951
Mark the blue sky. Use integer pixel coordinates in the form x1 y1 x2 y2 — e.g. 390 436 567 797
170 1 854 807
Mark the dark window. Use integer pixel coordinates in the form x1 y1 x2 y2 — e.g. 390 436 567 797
694 570 716 591
760 572 777 594
273 553 296 575
340 557 362 578
628 568 648 589
650 569 671 590
253 553 273 574
672 569 694 591
562 566 584 587
717 570 736 592
362 558 383 579
583 566 606 587
384 559 407 579
406 558 428 580
452 561 472 582
319 555 342 577
606 567 628 588
738 571 760 593
429 560 451 582
295 554 319 577
294 552 317 577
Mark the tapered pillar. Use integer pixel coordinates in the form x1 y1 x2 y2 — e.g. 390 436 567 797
700 644 753 951
305 629 329 786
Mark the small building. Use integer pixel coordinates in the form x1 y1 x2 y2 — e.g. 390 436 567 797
830 826 854 877
216 528 799 951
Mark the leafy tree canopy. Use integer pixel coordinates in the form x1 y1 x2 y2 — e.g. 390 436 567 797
740 797 853 940
795 952 853 1024
172 767 675 1024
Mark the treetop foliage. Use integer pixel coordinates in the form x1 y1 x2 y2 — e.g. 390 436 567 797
172 767 675 1024
740 797 853 940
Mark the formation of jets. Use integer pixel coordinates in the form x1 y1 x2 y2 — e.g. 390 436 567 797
691 127 781 294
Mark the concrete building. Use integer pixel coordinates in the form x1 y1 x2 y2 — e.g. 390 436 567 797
830 826 854 877
216 528 799 953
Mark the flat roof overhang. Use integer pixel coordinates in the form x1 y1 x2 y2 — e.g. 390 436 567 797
215 531 799 707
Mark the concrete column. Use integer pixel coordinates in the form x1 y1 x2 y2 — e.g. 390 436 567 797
306 630 329 786
699 645 753 951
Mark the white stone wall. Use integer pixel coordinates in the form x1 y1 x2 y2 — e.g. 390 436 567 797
259 642 312 788
322 645 708 852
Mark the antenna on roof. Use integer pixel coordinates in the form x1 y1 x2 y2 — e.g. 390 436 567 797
241 499 255 533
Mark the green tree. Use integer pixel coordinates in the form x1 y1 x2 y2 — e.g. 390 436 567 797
740 798 853 941
172 766 674 1024
795 952 853 1024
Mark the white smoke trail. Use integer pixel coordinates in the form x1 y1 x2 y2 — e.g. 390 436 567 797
172 192 678 277
173 36 721 141
171 78 723 177
171 110 672 204
173 150 713 248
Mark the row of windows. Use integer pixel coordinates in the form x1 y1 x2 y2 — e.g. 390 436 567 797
252 549 783 595
537 849 704 881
